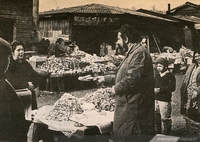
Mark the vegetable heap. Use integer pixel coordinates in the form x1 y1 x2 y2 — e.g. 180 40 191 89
46 93 83 121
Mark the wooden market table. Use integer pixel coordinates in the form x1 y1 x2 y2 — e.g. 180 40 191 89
28 121 112 142
39 72 97 92
15 89 110 141
28 106 113 142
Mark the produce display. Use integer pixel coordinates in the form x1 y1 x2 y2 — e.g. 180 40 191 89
79 87 116 112
82 62 116 74
45 87 115 122
34 53 117 77
46 93 83 121
36 56 72 73
70 50 86 57
81 54 111 64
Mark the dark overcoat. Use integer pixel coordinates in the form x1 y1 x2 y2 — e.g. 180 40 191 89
180 64 195 115
180 64 200 121
105 43 155 136
0 79 26 141
6 58 39 109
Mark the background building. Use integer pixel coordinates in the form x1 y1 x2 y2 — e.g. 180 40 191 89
167 1 200 48
0 0 39 44
39 3 196 54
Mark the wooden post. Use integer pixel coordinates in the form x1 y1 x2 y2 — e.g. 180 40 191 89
150 29 161 54
33 0 39 29
183 26 193 50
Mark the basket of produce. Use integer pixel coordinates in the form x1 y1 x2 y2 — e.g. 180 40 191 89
184 116 200 135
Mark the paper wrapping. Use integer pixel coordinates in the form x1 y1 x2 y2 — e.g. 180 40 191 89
70 110 114 133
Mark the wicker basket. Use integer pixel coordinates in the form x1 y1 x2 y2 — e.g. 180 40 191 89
185 116 200 135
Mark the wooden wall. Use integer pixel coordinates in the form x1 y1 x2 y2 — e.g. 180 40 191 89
169 5 200 50
39 19 72 43
173 6 200 17
0 0 33 43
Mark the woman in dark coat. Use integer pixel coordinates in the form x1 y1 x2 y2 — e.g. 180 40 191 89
6 40 39 110
0 38 26 141
6 41 40 141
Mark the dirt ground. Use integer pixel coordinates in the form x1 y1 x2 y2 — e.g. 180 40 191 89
36 74 186 136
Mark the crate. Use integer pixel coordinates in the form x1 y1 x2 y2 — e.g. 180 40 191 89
185 116 200 135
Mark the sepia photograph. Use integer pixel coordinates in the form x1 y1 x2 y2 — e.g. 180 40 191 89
0 0 200 141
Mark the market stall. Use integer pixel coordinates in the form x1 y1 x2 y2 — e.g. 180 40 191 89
29 51 117 92
30 87 115 140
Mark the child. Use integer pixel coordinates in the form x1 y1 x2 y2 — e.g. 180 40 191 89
154 57 176 135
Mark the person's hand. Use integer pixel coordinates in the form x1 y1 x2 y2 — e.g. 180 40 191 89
93 76 105 83
193 87 200 94
192 87 199 100
111 85 115 94
154 88 160 94
118 55 125 59
28 82 35 91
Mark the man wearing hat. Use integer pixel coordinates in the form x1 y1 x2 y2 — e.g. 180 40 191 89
154 57 176 135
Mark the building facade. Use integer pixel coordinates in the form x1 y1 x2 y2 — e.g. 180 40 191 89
167 1 200 48
39 3 196 54
0 0 39 44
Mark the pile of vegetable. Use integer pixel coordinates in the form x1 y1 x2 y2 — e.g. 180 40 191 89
46 93 83 121
79 87 116 112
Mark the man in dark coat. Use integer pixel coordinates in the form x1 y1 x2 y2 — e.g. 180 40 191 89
95 24 155 141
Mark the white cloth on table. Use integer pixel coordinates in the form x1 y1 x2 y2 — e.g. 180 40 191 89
33 105 113 138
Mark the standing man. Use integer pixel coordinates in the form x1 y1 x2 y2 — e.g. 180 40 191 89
95 24 155 141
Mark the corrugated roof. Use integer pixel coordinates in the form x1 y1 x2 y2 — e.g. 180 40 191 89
39 3 178 22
